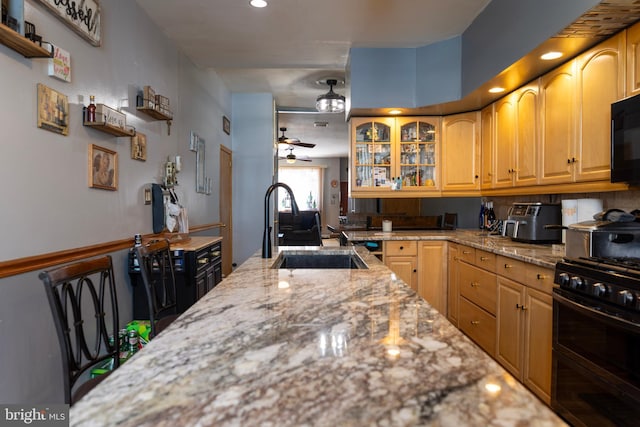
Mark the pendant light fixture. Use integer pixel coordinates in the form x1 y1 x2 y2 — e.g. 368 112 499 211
316 79 345 113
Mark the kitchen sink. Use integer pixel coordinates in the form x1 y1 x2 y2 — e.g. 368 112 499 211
271 249 368 269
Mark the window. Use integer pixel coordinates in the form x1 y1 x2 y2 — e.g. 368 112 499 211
277 166 323 212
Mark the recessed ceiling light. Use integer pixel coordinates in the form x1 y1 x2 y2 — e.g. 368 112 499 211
388 109 402 115
541 51 563 60
250 0 267 8
488 87 505 94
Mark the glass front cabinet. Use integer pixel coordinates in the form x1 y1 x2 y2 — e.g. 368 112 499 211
350 116 441 196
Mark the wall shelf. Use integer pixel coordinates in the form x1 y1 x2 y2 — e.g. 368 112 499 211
136 106 172 121
83 120 135 137
0 23 51 58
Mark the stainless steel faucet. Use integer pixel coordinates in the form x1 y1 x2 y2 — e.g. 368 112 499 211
262 183 300 258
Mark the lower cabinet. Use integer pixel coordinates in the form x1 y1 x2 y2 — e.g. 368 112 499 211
384 241 418 292
447 243 459 325
417 241 447 314
496 262 553 404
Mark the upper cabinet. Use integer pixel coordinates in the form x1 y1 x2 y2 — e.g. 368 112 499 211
350 116 440 197
442 111 480 193
627 20 640 96
575 32 625 182
480 105 494 190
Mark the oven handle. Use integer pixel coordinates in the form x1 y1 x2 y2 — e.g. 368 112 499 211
553 290 640 331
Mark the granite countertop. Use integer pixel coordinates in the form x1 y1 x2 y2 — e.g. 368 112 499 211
70 245 567 426
345 229 564 268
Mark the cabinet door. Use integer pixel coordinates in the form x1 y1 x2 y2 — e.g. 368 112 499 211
627 21 640 96
396 117 440 190
418 241 446 314
575 33 625 182
351 117 396 192
385 256 417 292
493 94 516 188
442 112 480 192
447 244 459 326
514 83 539 186
480 105 494 189
496 277 525 379
540 60 577 184
523 287 553 404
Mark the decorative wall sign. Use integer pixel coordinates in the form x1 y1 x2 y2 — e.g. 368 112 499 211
89 144 117 190
196 137 206 193
131 133 147 161
37 83 69 135
48 44 71 82
33 0 101 46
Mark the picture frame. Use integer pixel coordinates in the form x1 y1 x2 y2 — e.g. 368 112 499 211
37 83 69 135
131 132 147 161
32 0 101 47
89 144 118 191
223 116 231 135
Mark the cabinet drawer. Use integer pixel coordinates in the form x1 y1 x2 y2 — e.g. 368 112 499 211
459 262 497 314
496 255 526 283
459 297 496 357
523 264 555 295
458 245 475 263
475 250 496 272
385 240 417 256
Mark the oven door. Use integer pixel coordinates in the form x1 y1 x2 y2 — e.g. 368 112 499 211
552 288 640 427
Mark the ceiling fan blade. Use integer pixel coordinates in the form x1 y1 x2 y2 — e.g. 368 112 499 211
288 141 316 148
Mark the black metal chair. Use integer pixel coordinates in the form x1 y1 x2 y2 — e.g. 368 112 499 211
135 239 179 339
39 256 120 405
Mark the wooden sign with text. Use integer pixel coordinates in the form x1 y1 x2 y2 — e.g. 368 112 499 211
34 0 101 46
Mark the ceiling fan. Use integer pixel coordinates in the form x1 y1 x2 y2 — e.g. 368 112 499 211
277 127 316 148
279 146 312 163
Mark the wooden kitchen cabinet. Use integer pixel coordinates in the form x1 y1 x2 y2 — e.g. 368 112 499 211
441 111 480 193
627 20 640 96
540 59 577 185
490 83 539 189
575 32 625 182
384 241 418 292
417 241 447 314
447 243 460 326
350 116 441 197
496 265 553 405
480 105 494 190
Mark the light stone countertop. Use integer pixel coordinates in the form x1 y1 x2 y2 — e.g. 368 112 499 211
345 229 564 268
70 243 567 426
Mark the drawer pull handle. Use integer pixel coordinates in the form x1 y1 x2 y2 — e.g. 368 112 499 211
399 246 404 250
463 250 471 254
197 258 209 265
536 274 546 280
470 320 480 325
470 282 479 288
504 263 512 269
480 256 489 261
211 251 221 257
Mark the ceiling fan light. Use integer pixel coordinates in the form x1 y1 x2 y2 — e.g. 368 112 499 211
286 153 296 164
316 79 345 113
250 0 267 8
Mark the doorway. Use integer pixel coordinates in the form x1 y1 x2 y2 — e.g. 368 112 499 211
220 145 233 276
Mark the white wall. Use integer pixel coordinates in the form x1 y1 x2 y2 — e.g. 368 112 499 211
0 0 231 403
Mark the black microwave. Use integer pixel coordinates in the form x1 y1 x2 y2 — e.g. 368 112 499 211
611 93 640 184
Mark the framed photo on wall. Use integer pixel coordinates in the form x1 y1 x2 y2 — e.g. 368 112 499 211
37 83 69 135
223 116 230 135
131 132 147 161
89 144 117 190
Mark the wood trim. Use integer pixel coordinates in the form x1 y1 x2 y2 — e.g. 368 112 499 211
0 222 225 279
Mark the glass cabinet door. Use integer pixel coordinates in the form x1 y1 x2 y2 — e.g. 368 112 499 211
353 118 395 188
397 118 439 189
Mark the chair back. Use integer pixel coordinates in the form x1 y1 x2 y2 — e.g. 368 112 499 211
135 239 178 338
39 256 120 404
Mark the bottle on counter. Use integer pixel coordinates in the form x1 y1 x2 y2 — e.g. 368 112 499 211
486 201 496 230
87 95 96 122
479 202 485 230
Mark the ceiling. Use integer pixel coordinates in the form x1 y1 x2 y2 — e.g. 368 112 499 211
135 0 640 159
